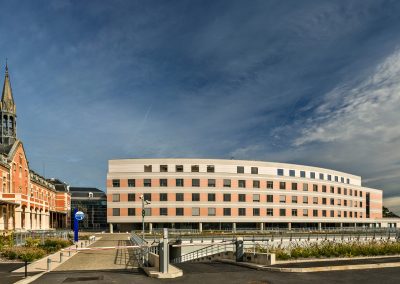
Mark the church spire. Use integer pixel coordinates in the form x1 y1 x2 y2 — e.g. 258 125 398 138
0 62 17 146
1 61 16 114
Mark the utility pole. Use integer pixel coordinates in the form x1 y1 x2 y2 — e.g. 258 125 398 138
140 194 151 240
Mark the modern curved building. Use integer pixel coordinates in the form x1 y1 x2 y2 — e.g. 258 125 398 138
107 158 389 232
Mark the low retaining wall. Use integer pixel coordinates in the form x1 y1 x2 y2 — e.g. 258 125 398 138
143 253 183 279
190 251 275 265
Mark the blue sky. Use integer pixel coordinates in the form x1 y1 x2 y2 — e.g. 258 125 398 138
1 0 400 213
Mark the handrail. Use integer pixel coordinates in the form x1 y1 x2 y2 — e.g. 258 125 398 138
171 241 235 263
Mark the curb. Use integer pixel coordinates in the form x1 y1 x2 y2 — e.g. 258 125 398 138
219 259 400 273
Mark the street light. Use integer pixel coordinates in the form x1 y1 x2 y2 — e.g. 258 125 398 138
139 194 151 240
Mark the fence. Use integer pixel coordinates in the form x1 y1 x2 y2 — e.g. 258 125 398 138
13 230 71 246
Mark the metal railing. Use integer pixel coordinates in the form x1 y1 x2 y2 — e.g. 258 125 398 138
171 242 235 264
13 230 71 246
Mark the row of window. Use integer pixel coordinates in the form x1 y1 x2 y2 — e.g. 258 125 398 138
111 179 362 197
111 193 363 207
139 164 350 184
111 207 363 218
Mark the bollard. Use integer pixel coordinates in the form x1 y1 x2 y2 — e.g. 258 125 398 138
69 249 71 257
76 244 78 250
47 258 51 271
60 252 63 263
81 242 83 248
24 261 28 278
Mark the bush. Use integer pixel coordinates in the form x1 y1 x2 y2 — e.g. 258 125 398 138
40 238 72 253
260 240 400 260
25 237 40 248
1 247 46 262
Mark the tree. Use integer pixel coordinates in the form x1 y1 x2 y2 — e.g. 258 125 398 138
382 206 399 218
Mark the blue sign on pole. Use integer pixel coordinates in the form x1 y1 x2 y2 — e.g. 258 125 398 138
75 211 85 221
73 208 78 242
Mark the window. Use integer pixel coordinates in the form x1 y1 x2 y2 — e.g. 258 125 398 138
192 207 200 216
160 208 168 216
313 197 318 204
144 165 152 172
341 177 345 183
292 196 298 204
253 194 260 202
267 208 273 216
322 210 327 217
277 169 284 176
112 194 120 202
354 190 358 197
344 188 347 195
239 194 246 202
344 200 347 206
253 208 260 216
303 196 308 204
237 166 244 173
176 165 183 172
112 179 120 188
322 198 327 205
330 186 334 193
279 195 286 203
289 170 295 177
319 173 324 180
238 180 246 188
303 183 308 191
144 179 151 187
192 179 200 187
223 179 231 187
128 179 135 187
253 180 260 188
266 195 273 203
335 176 339 182
176 208 184 216
322 185 326 193
128 208 135 216
223 208 231 216
266 181 273 189
208 208 216 216
338 199 342 206
160 165 168 172
160 179 168 187
347 178 350 184
192 193 200 201
310 172 315 179
300 171 306 178
338 210 342 217
128 193 135 202
313 184 318 192
344 211 347 218
330 210 334 217
208 179 216 187
360 191 362 197
279 209 286 216
176 193 184 201
251 167 258 174
279 182 286 190
176 179 184 187
143 193 151 201
191 165 199 172
239 208 246 216
338 187 342 194
303 209 308 217
292 183 298 190
292 209 298 216
223 193 231 202
112 208 120 216
330 198 334 205
208 193 216 201
160 193 168 201
349 189 353 196
313 210 318 217
328 175 332 181
207 165 215 173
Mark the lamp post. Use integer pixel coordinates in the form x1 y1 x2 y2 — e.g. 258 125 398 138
140 194 151 240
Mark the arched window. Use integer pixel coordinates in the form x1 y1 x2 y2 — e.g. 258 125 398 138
2 115 7 129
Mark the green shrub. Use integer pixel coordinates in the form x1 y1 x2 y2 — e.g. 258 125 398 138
40 238 72 253
1 247 46 262
25 237 40 248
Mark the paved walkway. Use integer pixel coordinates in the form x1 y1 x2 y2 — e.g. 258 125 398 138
54 233 138 271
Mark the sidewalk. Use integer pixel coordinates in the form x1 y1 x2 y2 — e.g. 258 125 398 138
12 238 99 284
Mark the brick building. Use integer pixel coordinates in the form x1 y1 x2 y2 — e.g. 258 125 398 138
0 64 70 231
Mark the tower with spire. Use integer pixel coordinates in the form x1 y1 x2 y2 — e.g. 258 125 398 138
0 62 17 146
